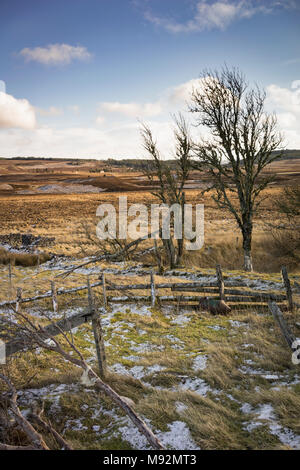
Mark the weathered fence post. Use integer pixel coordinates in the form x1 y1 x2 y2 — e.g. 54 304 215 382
36 250 40 273
154 238 163 274
281 266 294 312
268 302 296 351
150 271 156 307
216 264 225 301
102 273 107 312
16 288 22 312
8 260 12 296
87 277 106 378
51 281 58 314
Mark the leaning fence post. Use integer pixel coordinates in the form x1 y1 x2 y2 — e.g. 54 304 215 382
281 266 294 312
51 281 58 314
8 260 12 296
150 271 156 307
102 273 107 312
268 301 296 351
36 250 40 272
216 264 225 301
87 277 106 378
16 287 22 312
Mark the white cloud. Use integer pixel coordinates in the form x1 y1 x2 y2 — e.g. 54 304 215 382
2 76 299 159
0 91 36 129
97 79 202 121
167 78 201 105
98 101 162 118
145 1 290 33
69 105 80 115
36 106 63 116
266 81 300 148
0 80 6 93
19 43 92 65
291 80 300 89
0 121 175 159
95 115 105 126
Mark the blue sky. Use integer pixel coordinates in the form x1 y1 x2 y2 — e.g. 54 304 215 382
0 0 299 158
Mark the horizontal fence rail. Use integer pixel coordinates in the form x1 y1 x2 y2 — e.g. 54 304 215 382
1 265 297 314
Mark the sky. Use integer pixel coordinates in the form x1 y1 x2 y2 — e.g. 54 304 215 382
0 0 299 159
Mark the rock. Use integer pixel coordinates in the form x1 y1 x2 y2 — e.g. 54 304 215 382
198 297 231 315
120 396 135 408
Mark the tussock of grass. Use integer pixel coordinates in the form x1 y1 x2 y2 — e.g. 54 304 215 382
0 247 51 266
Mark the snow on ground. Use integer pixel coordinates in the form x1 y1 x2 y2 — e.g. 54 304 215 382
18 380 200 450
170 314 191 326
192 354 208 372
110 303 152 317
110 363 167 380
238 364 284 381
176 377 212 396
21 184 106 194
117 416 200 450
229 320 248 328
242 403 300 449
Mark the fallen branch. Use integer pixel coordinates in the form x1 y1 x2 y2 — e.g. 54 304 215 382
5 309 165 450
57 230 159 278
29 408 73 450
0 374 49 450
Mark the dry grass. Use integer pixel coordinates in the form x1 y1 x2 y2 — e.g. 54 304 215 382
2 302 299 450
0 247 51 267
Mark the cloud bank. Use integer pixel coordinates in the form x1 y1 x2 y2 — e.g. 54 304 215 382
1 77 299 158
266 80 300 148
0 91 36 129
19 43 92 65
145 0 294 33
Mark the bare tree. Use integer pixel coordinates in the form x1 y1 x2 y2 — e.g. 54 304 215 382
270 185 300 267
76 221 139 261
140 114 193 269
190 66 283 271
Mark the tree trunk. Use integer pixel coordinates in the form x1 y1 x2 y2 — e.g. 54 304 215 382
242 225 253 272
176 192 185 267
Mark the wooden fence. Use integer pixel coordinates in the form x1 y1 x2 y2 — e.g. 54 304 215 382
1 264 297 312
2 265 298 374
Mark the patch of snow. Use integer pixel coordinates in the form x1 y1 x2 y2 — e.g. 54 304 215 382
207 325 225 331
229 320 248 328
130 342 165 353
262 374 280 381
256 404 276 421
146 364 165 374
111 303 152 317
242 402 300 449
123 355 141 362
159 421 200 450
240 403 253 414
64 419 88 431
171 314 191 326
175 402 188 413
192 355 208 372
177 377 211 396
110 363 165 380
118 418 199 450
36 183 106 194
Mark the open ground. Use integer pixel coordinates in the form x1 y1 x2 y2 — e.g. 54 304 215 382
0 156 299 450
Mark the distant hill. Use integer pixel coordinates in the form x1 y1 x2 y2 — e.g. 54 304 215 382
272 149 300 160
